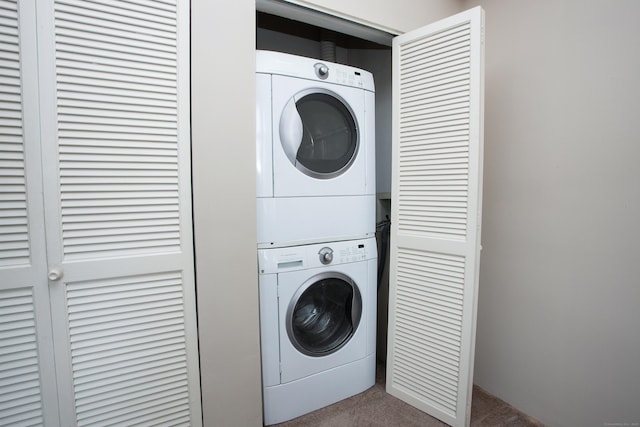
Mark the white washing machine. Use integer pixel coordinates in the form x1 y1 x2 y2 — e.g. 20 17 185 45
258 237 377 425
256 50 376 247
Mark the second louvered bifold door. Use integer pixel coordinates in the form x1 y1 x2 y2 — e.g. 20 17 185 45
387 7 484 427
0 1 60 424
26 1 201 425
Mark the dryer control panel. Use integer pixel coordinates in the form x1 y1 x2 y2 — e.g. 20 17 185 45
258 237 377 274
257 50 375 92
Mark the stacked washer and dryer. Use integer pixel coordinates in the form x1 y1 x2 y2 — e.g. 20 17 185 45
256 50 377 425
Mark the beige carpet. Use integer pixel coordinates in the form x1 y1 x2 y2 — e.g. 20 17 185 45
274 365 544 426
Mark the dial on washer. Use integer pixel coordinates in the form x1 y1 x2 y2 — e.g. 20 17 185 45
318 247 333 264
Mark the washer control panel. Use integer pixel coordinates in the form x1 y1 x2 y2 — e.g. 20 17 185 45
258 237 376 274
336 243 367 263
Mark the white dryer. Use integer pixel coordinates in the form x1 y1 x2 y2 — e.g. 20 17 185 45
258 238 377 425
256 51 376 247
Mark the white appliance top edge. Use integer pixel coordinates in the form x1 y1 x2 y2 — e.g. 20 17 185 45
256 50 375 92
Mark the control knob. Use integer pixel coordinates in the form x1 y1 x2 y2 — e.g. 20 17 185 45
314 63 329 79
318 247 333 265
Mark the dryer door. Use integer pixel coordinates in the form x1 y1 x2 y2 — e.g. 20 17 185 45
272 76 371 197
280 90 358 179
286 272 362 357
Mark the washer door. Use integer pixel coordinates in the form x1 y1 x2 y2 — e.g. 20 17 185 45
286 272 362 357
279 89 359 179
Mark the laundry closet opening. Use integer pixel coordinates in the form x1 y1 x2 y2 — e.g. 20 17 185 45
256 10 393 363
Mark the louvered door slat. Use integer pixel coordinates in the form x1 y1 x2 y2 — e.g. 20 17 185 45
0 0 28 267
0 289 44 426
394 250 467 414
65 272 192 426
397 17 471 241
388 7 484 427
52 0 181 261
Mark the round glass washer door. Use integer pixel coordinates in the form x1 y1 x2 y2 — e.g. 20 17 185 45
286 272 362 357
279 89 359 179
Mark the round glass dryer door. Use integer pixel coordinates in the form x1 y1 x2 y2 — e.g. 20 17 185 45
286 272 362 357
279 89 359 179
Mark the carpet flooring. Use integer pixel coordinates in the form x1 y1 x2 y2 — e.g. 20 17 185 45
273 365 544 426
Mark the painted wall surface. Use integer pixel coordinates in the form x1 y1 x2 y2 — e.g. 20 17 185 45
191 0 263 426
461 1 640 425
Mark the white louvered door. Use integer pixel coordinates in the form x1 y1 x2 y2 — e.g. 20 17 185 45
387 7 484 427
0 1 60 424
1 1 201 425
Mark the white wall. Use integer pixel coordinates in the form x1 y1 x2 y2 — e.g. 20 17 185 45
191 0 263 426
461 1 640 425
